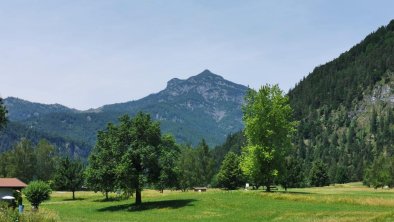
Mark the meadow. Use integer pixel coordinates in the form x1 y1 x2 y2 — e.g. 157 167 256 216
36 183 394 222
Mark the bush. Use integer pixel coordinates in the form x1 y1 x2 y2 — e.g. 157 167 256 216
24 180 52 210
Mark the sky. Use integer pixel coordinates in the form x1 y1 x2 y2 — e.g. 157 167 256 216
1 0 393 110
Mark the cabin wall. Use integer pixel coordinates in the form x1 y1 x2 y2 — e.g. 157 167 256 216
0 188 14 198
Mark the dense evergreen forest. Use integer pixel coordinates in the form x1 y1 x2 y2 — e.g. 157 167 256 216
288 20 394 185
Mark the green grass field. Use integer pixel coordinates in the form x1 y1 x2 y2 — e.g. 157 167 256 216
36 183 394 222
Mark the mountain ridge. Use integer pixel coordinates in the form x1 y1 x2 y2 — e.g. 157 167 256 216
2 70 248 155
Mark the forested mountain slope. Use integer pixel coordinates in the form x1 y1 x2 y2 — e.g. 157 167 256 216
288 20 394 183
1 70 247 155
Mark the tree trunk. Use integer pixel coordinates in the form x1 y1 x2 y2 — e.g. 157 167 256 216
72 191 75 200
105 191 109 200
266 183 271 192
135 189 142 205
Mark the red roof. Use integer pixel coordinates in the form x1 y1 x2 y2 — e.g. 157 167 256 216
0 178 27 188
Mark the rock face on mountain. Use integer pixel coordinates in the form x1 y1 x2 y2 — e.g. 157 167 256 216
1 70 248 156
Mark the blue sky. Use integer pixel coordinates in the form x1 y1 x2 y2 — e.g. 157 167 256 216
1 0 393 110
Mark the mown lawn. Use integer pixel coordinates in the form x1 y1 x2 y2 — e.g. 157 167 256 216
37 183 394 222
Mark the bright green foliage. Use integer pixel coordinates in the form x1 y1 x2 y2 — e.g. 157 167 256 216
54 157 84 200
157 134 180 192
217 152 244 190
364 155 393 189
309 161 330 187
240 85 297 191
115 113 162 205
85 123 119 200
24 180 52 209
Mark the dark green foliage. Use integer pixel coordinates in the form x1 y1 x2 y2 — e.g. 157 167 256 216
85 123 119 200
0 139 57 182
35 140 57 182
0 97 7 128
279 157 305 191
309 161 330 187
176 146 197 191
335 166 349 184
23 180 52 209
212 131 246 171
1 139 36 182
364 155 393 189
157 135 180 192
217 152 244 190
0 121 92 159
175 142 216 191
115 113 162 205
54 156 85 200
289 20 394 117
195 139 215 186
288 20 394 184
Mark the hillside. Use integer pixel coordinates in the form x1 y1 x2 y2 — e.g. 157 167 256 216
288 20 394 183
1 70 247 155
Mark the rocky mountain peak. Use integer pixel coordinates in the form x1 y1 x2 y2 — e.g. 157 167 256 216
163 70 247 102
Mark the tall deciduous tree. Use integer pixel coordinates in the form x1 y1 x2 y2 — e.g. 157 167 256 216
240 85 297 191
54 156 85 200
85 123 119 200
156 134 180 193
116 113 162 205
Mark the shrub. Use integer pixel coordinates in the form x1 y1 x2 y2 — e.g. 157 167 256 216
24 180 52 210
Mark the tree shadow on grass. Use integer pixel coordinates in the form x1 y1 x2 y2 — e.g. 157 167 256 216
97 199 197 212
272 191 313 195
93 197 126 203
62 198 86 201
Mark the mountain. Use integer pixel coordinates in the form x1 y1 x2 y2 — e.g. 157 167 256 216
1 70 248 156
288 20 394 183
4 97 78 121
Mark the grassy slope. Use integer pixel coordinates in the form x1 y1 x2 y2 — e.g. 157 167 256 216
39 183 394 222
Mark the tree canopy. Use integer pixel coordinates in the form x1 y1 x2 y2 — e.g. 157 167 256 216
240 85 297 191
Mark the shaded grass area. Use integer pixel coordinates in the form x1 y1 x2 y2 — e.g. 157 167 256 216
40 183 394 222
98 199 196 212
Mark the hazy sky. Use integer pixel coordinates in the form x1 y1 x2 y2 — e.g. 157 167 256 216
1 1 393 110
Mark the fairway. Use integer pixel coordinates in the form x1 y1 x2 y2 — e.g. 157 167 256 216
38 183 394 222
